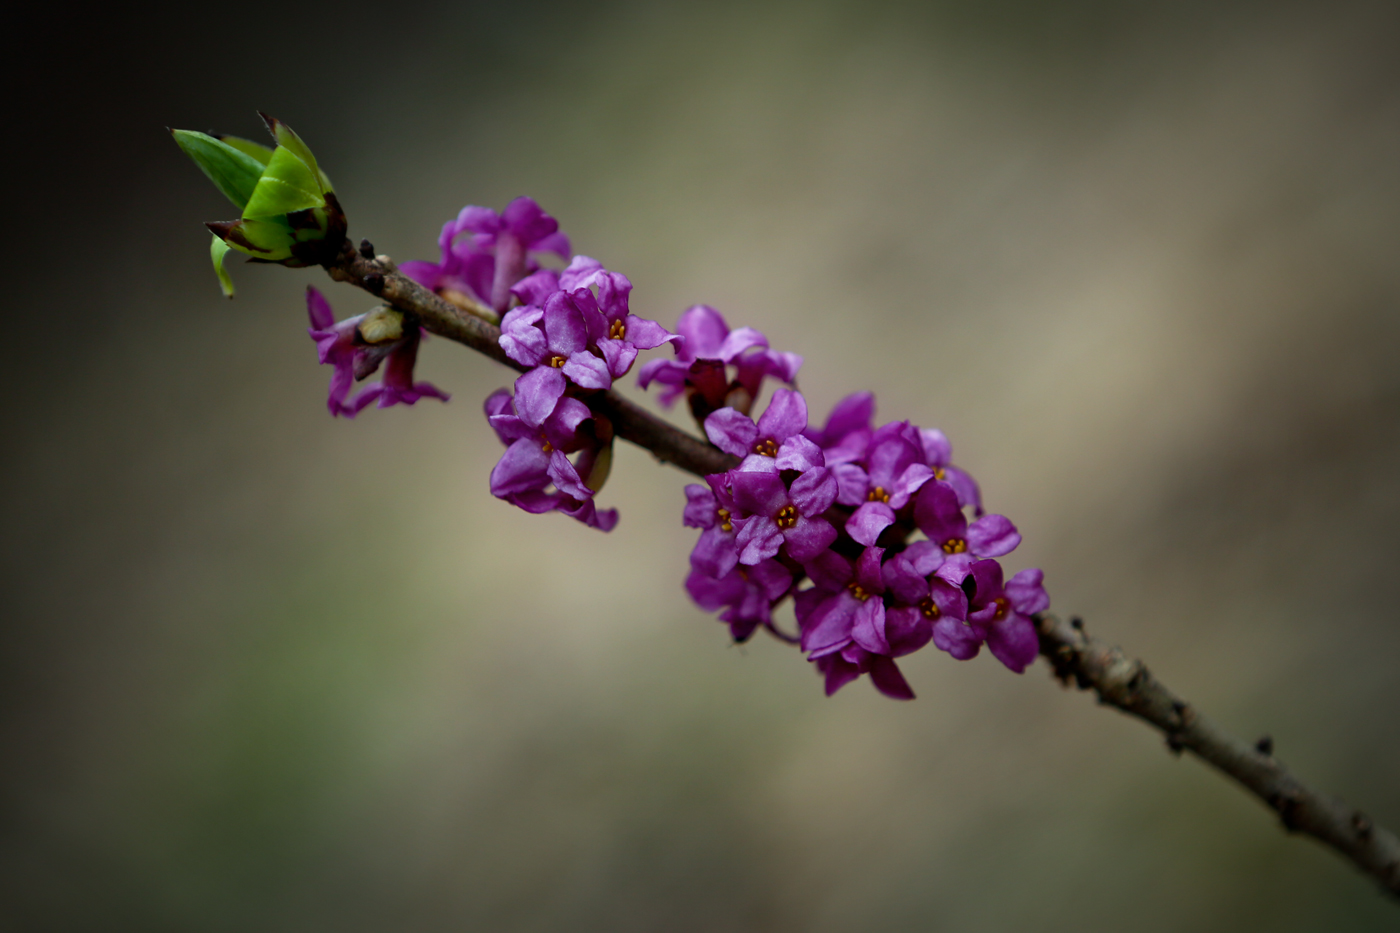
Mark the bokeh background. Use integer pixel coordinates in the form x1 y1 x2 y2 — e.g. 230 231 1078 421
4 1 1399 929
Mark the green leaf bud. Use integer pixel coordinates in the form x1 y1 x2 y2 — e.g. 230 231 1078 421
175 115 348 292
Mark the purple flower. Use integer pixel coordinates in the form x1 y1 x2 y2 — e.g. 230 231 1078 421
930 558 1046 673
306 286 449 417
483 380 618 532
400 197 570 314
637 305 801 414
728 467 839 564
683 474 741 579
836 421 935 546
704 389 824 473
556 256 680 379
499 292 613 391
685 559 792 642
792 549 923 700
912 479 1020 559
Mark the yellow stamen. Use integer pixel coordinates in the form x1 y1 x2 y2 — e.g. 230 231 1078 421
717 508 733 533
752 438 779 458
941 537 967 554
867 485 890 503
919 598 940 620
990 597 1009 621
608 319 627 340
933 466 946 480
548 354 567 368
774 504 798 529
847 581 871 601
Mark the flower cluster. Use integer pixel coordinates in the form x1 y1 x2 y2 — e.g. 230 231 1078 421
665 335 1048 698
400 202 675 531
298 192 1048 699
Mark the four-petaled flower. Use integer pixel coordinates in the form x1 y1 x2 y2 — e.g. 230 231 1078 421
704 389 824 473
728 468 839 564
930 558 1046 673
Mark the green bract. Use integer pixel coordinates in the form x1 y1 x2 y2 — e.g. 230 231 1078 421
172 114 345 297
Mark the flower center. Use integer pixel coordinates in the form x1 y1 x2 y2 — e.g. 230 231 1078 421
919 598 940 619
941 537 967 554
933 466 946 480
752 438 779 458
716 507 733 533
846 581 872 601
990 597 1009 621
541 438 554 453
608 319 627 340
774 504 798 529
866 485 890 503
548 354 568 368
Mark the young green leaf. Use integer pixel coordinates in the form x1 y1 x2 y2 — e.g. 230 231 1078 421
210 234 235 297
214 134 274 166
171 130 265 210
240 146 324 218
259 113 333 193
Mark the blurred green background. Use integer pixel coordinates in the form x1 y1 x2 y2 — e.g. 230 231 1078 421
4 1 1399 929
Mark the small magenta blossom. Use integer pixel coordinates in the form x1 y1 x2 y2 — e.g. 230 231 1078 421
306 286 448 417
729 467 839 564
683 474 741 579
557 257 680 379
499 257 679 402
930 558 1047 673
704 389 824 473
401 197 570 314
499 293 613 391
483 384 618 531
637 305 801 415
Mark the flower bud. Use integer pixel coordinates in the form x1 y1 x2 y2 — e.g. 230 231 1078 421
172 114 346 297
357 305 405 345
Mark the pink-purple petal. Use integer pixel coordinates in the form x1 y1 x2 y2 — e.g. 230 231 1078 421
512 366 566 429
782 515 837 561
968 514 1021 558
847 501 895 547
867 656 915 700
774 435 824 472
563 351 612 390
734 515 784 565
986 614 1039 673
789 467 838 517
932 618 982 660
851 598 890 654
756 388 807 441
705 408 759 459
1006 568 1050 616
